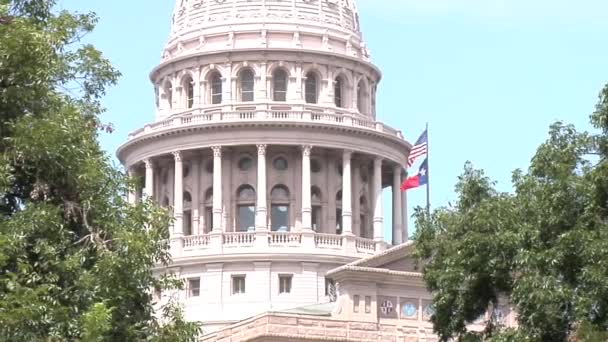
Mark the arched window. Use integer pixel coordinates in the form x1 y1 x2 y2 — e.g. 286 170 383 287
272 69 288 102
334 76 344 108
360 196 370 239
183 75 194 109
311 187 322 232
305 72 318 104
271 185 290 232
163 81 173 110
239 69 255 102
335 190 343 235
183 191 193 236
210 72 222 104
357 79 368 114
236 185 256 232
203 188 213 233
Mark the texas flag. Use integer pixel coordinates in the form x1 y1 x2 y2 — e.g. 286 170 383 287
401 158 428 191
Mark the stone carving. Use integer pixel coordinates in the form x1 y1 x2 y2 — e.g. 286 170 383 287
172 151 182 162
212 146 222 158
257 144 267 156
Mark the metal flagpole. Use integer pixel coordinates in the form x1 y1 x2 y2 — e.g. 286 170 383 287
426 122 430 214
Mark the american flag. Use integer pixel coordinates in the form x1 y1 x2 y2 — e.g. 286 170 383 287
407 129 428 167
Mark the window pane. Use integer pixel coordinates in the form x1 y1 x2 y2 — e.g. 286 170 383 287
238 205 255 232
184 210 192 236
334 79 342 107
273 70 287 102
186 80 194 108
336 208 342 235
279 275 292 294
211 75 222 104
305 74 317 104
312 206 321 232
232 276 245 294
240 70 254 102
188 278 200 297
271 205 289 232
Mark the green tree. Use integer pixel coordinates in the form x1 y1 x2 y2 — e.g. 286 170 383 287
0 0 200 340
414 83 608 342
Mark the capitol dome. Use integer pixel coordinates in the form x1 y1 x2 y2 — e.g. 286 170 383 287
118 0 412 334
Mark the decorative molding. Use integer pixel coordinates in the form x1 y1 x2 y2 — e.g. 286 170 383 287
172 151 182 162
257 144 267 156
212 146 222 158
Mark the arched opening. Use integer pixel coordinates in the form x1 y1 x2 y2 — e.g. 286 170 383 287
183 75 194 109
272 69 288 102
305 72 318 104
357 79 368 114
183 191 193 236
335 190 343 235
270 185 290 232
203 188 213 233
236 185 256 232
360 196 370 238
311 186 322 232
209 72 222 104
163 81 173 110
239 69 255 102
334 76 345 108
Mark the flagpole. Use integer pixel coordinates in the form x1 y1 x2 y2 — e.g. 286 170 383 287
426 122 430 214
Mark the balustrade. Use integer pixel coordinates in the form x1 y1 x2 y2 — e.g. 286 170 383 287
223 232 256 246
127 108 403 140
269 232 302 245
314 233 343 248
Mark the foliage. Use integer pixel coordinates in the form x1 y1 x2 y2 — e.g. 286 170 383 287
0 0 200 340
414 83 608 341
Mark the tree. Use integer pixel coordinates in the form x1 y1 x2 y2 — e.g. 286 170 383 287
0 1 200 340
414 82 608 341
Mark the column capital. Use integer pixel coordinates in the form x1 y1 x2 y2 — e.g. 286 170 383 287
374 156 383 166
144 158 154 169
212 146 222 158
343 149 353 159
257 144 267 156
302 145 313 157
172 151 182 162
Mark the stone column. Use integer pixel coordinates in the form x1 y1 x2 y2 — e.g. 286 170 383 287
192 157 200 235
341 150 353 235
373 157 383 242
402 185 408 242
172 151 184 237
144 159 154 200
392 165 403 245
256 144 268 231
301 145 312 231
127 167 137 204
212 146 223 232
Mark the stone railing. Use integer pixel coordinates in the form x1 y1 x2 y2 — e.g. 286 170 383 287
128 106 404 141
314 233 343 248
269 232 302 245
176 231 385 258
223 232 256 246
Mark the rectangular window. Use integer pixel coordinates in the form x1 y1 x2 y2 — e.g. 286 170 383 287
183 210 192 236
325 278 336 302
365 296 371 313
204 206 213 233
312 206 321 231
271 205 289 232
232 275 246 295
353 295 360 313
238 205 256 232
187 278 200 298
279 274 293 294
335 208 343 235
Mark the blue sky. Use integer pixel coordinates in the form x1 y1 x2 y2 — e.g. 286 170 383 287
58 0 608 240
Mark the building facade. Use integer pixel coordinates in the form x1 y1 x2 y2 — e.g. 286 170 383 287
117 0 423 337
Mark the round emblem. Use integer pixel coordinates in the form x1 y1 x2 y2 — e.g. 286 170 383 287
402 302 417 317
380 300 394 315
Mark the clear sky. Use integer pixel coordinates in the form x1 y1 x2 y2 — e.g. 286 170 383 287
58 0 608 240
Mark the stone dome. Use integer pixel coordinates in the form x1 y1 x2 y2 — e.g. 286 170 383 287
162 0 370 63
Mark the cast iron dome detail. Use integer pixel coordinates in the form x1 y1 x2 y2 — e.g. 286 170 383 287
118 0 411 334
